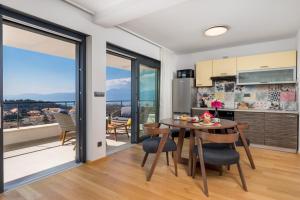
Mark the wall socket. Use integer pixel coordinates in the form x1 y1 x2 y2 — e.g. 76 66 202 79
97 141 102 147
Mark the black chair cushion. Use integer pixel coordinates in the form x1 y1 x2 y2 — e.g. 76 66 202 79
143 137 177 153
193 145 240 165
170 129 190 138
235 138 250 146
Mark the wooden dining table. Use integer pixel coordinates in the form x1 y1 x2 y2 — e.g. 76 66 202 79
159 118 255 176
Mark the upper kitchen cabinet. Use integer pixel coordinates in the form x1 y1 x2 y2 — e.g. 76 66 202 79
237 50 297 71
196 60 213 87
212 57 237 77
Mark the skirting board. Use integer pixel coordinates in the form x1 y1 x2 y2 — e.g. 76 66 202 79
250 144 297 153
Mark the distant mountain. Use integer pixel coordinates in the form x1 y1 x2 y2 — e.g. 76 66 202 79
4 92 75 102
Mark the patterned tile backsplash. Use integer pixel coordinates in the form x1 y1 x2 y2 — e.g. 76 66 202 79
197 81 297 111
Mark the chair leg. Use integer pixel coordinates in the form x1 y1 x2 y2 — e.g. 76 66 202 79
125 126 129 138
237 126 255 169
166 152 169 166
114 128 117 141
192 154 197 178
59 132 63 140
147 133 168 181
196 138 208 197
173 150 178 176
141 153 149 167
61 131 67 145
219 166 223 176
237 162 248 191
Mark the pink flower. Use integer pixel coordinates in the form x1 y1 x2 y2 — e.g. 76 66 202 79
211 100 223 109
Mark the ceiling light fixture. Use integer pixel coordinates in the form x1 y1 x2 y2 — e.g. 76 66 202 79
204 25 229 37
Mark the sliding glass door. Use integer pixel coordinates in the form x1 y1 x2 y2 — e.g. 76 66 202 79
107 43 160 144
0 7 86 192
138 64 159 139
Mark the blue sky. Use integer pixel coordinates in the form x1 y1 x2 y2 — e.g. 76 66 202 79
106 67 131 80
3 46 75 96
3 45 155 102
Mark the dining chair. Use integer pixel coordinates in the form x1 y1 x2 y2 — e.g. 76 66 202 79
192 130 247 197
236 122 250 146
236 122 255 169
225 122 255 170
170 128 191 140
141 123 178 181
54 112 76 145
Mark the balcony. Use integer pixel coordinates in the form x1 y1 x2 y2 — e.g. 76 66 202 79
106 100 132 154
3 101 76 183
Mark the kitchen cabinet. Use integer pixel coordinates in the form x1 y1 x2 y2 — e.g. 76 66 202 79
264 113 298 149
191 109 298 150
237 50 296 71
195 60 213 87
212 57 237 77
235 111 265 145
237 67 296 85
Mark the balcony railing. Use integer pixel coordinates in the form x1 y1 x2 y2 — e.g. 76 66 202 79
4 99 156 129
3 101 75 129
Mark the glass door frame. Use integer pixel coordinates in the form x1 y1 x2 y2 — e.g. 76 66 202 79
0 5 87 192
134 59 160 142
106 43 161 143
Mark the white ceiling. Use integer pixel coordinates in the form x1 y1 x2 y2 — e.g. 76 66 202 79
66 0 188 27
66 0 300 54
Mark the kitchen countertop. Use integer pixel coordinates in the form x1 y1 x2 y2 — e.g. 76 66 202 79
192 107 299 114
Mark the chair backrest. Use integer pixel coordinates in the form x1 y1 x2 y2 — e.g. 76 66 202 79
143 123 169 136
195 130 239 144
54 113 76 132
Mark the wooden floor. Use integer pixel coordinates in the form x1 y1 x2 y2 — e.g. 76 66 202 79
1 142 300 200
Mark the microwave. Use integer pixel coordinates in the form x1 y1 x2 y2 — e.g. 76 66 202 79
177 69 194 78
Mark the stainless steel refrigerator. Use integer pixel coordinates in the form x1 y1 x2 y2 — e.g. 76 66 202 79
172 78 196 116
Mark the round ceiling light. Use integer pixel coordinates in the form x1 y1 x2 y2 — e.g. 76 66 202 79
204 26 229 37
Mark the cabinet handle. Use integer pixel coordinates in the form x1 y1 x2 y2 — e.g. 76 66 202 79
260 66 269 68
220 73 227 75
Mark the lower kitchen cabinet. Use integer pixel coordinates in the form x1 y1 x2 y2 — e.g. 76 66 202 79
191 109 298 150
235 111 265 145
264 113 298 149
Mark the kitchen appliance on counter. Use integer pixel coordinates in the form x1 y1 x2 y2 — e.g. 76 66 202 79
177 69 194 78
172 78 196 117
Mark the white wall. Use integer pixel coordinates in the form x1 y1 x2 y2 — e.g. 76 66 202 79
0 0 162 161
105 28 160 60
159 48 178 119
4 124 61 146
177 37 297 69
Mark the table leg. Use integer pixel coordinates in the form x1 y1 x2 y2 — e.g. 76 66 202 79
237 126 256 169
188 129 195 176
176 128 185 163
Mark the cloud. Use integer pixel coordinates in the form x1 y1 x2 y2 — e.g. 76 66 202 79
106 77 131 90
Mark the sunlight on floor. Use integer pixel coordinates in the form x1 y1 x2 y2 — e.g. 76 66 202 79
106 134 133 155
4 140 75 183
